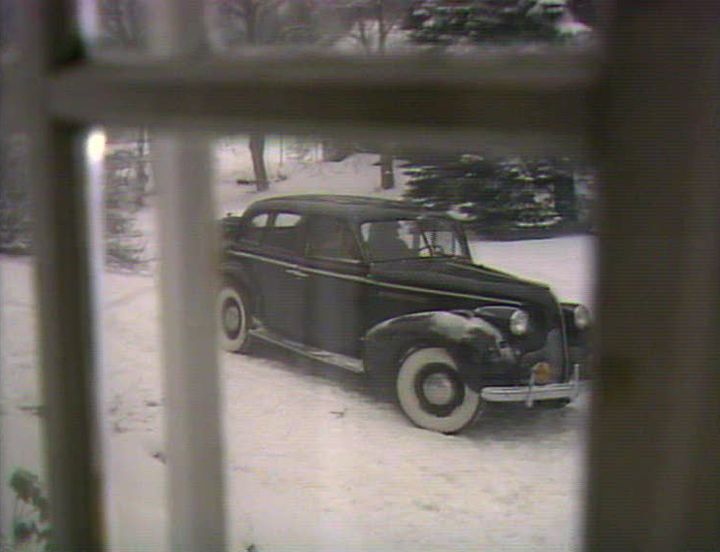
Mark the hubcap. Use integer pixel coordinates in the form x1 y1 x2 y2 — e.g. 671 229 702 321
422 372 457 406
223 303 241 333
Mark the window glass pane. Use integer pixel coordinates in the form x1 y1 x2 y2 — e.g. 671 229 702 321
273 212 302 228
250 213 269 227
87 127 168 550
212 133 596 551
11 122 594 550
44 3 595 551
205 0 596 56
76 0 596 59
0 133 49 549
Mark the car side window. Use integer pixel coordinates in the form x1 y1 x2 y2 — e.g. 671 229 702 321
263 212 304 254
306 216 361 261
238 212 270 245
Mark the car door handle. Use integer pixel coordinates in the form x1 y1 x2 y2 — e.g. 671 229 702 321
285 268 308 279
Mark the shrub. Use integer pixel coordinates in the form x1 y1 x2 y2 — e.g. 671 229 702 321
7 468 52 551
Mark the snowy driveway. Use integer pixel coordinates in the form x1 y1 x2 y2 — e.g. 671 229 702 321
1 234 593 551
220 346 589 552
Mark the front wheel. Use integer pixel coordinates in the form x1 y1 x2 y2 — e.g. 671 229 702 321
217 285 252 353
396 347 482 434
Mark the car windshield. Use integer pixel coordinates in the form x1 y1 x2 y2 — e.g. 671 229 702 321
360 218 469 262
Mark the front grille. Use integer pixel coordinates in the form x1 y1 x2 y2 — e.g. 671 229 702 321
545 329 565 382
517 329 566 384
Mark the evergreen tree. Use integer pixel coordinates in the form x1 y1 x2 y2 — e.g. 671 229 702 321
400 1 592 236
403 154 589 235
404 0 590 45
104 148 147 270
0 135 32 254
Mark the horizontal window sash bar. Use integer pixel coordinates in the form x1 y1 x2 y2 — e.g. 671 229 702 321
47 52 597 153
70 49 599 87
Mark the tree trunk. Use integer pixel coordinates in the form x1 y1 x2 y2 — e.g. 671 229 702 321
379 151 395 189
376 0 386 54
554 172 577 223
249 132 269 192
133 127 149 207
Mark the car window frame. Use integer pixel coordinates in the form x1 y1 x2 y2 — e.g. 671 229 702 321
359 215 472 263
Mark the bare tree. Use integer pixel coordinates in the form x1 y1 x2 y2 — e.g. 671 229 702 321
213 0 409 191
215 0 284 45
132 127 150 206
345 0 408 54
344 0 411 189
213 0 318 191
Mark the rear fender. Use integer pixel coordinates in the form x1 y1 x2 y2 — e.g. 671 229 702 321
219 265 259 316
363 311 509 392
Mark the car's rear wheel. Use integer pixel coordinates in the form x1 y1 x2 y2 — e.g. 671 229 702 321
396 347 482 434
218 285 252 353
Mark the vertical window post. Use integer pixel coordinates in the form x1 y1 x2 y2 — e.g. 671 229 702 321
14 1 106 549
587 1 720 548
148 2 227 550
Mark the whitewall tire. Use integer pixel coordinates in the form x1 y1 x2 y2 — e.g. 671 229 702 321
218 286 251 353
396 347 482 434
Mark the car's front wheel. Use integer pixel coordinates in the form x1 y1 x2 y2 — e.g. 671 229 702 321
217 285 252 353
396 347 482 434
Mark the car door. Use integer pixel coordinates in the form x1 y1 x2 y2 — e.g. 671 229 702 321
303 216 368 357
253 211 308 341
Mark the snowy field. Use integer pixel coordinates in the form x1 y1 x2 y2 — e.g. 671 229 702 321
1 148 594 551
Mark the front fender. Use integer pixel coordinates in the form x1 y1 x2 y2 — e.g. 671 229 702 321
363 311 514 392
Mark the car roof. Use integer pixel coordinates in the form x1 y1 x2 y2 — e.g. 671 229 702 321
240 194 440 222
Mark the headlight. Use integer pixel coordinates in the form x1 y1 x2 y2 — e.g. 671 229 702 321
573 305 591 330
509 309 530 336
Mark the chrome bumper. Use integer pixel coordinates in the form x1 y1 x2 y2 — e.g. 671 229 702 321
481 364 583 406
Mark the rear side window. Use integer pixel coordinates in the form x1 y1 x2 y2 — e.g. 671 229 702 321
264 212 304 254
238 212 270 245
274 213 302 228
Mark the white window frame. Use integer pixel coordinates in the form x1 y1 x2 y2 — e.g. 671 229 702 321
3 1 719 550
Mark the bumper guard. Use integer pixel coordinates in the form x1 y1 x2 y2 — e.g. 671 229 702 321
481 363 583 406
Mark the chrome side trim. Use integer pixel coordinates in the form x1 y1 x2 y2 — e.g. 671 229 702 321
229 249 296 269
249 326 365 373
229 249 521 305
285 268 309 278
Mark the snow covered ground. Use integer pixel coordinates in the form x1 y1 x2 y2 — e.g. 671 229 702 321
1 149 594 551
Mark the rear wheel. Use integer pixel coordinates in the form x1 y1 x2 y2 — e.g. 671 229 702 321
217 285 252 353
396 347 482 434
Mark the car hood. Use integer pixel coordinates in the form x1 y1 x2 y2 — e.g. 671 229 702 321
368 258 557 308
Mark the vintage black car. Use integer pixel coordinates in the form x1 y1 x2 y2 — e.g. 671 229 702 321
219 195 591 433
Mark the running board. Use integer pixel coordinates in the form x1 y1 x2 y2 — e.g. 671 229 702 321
249 327 365 373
